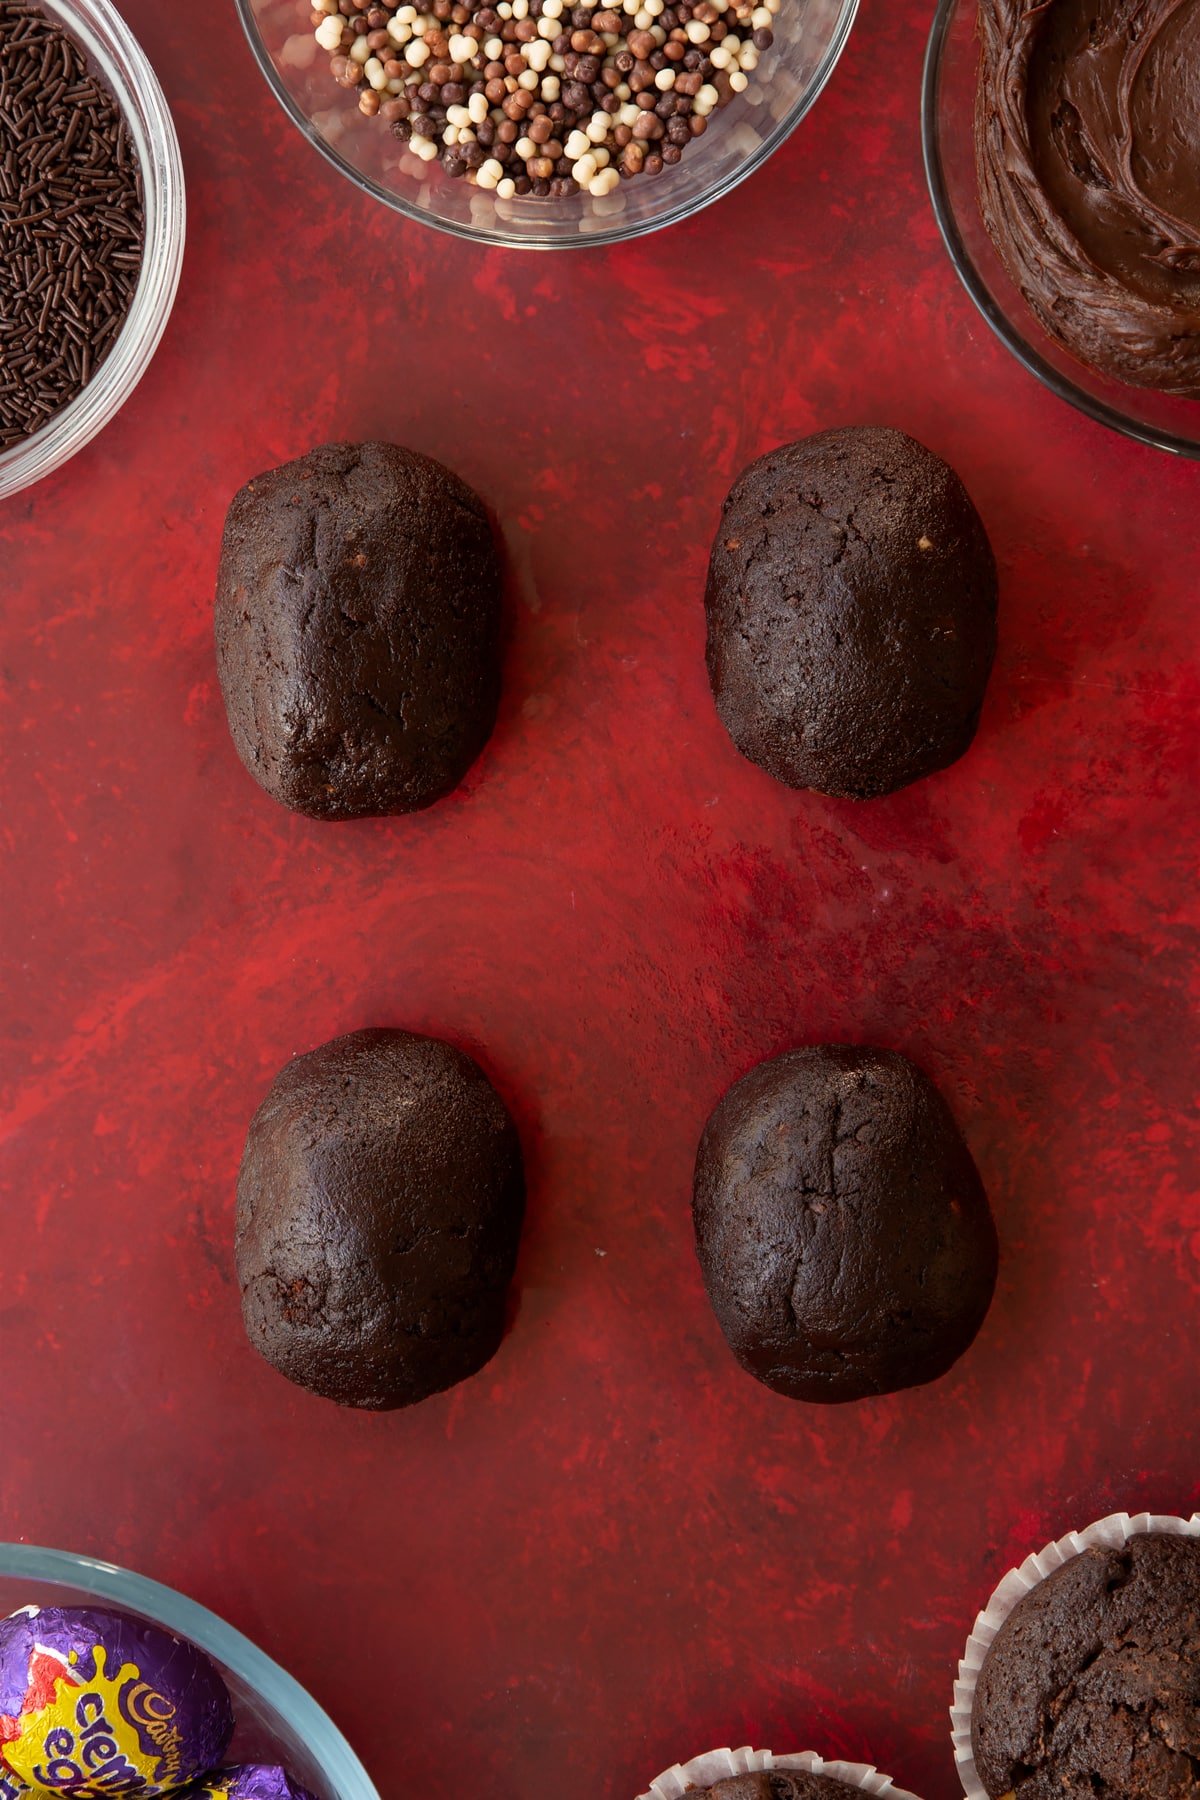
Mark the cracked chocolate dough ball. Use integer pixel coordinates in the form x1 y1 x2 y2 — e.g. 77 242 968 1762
692 1045 998 1403
235 1028 525 1410
971 1532 1200 1800
214 441 502 820
704 426 998 799
685 1776 866 1798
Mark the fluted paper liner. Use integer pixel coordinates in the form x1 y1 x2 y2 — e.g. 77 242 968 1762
950 1508 1200 1799
637 1745 923 1800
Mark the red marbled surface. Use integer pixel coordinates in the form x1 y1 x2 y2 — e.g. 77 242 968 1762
1 3 1198 1797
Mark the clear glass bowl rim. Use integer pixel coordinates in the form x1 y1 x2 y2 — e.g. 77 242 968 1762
921 0 1200 461
0 1542 381 1800
0 0 186 501
235 0 860 250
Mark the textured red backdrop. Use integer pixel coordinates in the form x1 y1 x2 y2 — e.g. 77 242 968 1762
1 2 1198 1796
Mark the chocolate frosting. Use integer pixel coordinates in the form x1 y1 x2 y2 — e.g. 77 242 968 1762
975 0 1200 395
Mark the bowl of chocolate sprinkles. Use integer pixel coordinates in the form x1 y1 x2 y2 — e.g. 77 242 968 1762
237 0 857 248
0 0 183 498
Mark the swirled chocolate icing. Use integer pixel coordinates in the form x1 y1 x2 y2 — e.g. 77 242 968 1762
975 0 1200 396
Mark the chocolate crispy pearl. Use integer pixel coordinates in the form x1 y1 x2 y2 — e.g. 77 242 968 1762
235 1029 525 1411
214 442 502 821
972 1533 1200 1800
686 1775 867 1798
705 427 998 799
692 1046 997 1403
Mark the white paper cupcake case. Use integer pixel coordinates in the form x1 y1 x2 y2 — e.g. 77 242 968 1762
637 1745 924 1800
950 1508 1200 1799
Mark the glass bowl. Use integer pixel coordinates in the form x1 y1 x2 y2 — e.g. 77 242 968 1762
0 0 186 502
0 1544 379 1800
922 0 1200 459
236 0 858 248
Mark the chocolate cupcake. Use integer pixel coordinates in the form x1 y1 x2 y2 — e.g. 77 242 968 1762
637 1748 923 1800
684 1775 864 1797
954 1513 1200 1800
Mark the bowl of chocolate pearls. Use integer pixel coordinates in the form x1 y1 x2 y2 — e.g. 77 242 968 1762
0 0 185 500
237 0 857 246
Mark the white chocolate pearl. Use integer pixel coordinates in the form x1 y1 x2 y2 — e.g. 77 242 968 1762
525 38 551 69
314 14 344 50
476 156 505 186
349 33 371 61
571 152 598 182
708 43 730 65
586 110 609 139
512 0 530 17
413 135 439 159
485 34 504 54
366 55 389 86
515 134 536 156
697 81 719 105
549 50 567 68
541 72 561 97
633 8 651 24
448 32 476 59
468 90 489 121
541 0 563 16
405 38 430 64
654 65 675 87
739 46 758 67
588 167 620 195
564 127 590 157
685 16 709 37
516 68 538 88
537 15 558 34
591 143 610 165
497 176 516 198
728 66 748 87
618 100 639 124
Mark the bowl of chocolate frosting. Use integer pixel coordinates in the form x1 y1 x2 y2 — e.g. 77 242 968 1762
923 0 1200 457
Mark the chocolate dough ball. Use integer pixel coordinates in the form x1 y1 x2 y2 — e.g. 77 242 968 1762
686 1776 866 1798
972 1533 1200 1800
235 1029 525 1410
692 1045 998 1402
705 427 998 798
214 442 502 820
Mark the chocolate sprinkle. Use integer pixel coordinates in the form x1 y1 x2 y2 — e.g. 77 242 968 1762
0 0 144 451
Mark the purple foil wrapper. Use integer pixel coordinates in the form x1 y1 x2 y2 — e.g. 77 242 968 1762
0 1605 234 1794
188 1770 319 1800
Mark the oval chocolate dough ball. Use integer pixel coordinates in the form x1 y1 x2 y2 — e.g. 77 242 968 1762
235 1029 525 1410
692 1045 998 1402
705 426 998 799
214 442 502 820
